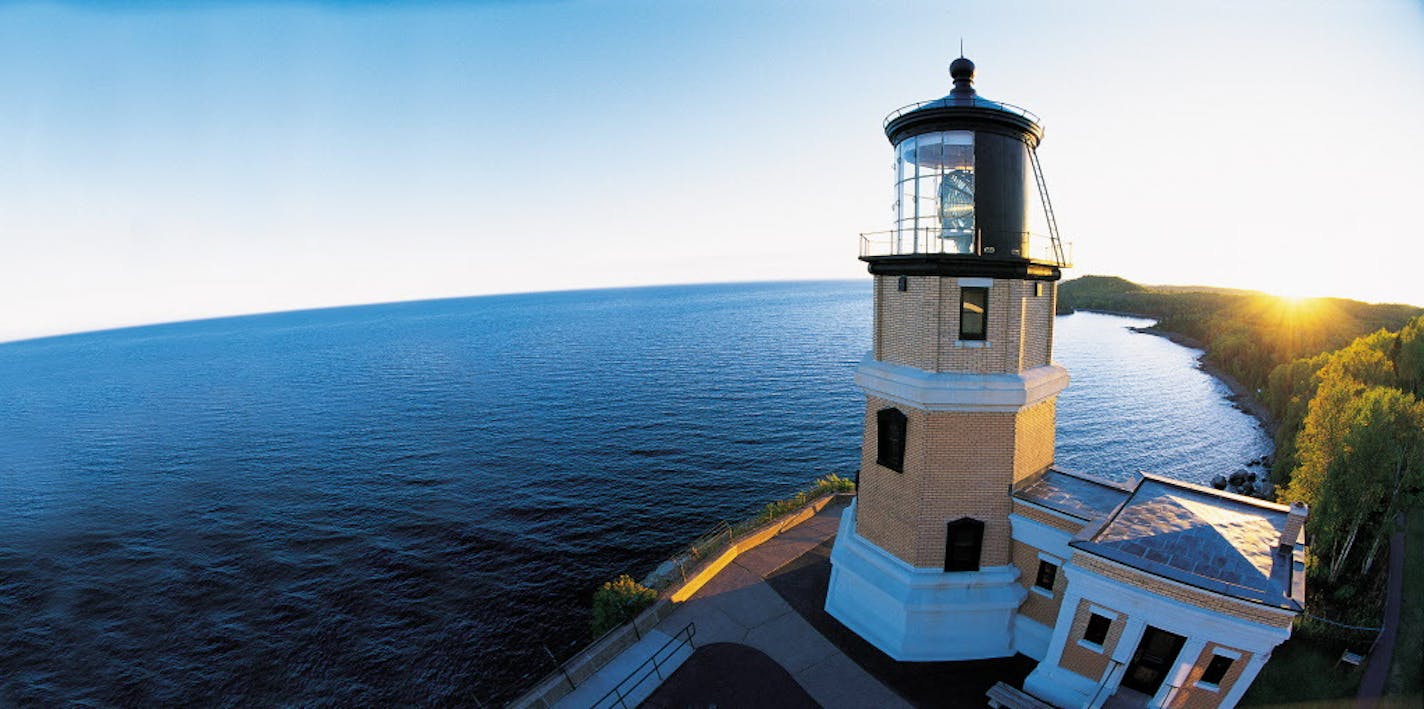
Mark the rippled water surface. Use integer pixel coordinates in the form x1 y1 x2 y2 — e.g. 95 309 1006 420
0 283 1269 705
1055 311 1271 483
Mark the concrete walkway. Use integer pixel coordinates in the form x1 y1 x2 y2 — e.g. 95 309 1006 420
651 501 911 709
1357 511 1406 705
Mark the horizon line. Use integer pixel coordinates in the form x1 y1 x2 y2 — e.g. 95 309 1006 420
5 275 1419 347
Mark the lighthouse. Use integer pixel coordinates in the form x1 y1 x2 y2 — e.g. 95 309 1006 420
824 56 1072 661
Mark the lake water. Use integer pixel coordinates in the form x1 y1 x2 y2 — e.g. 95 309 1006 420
0 282 1270 705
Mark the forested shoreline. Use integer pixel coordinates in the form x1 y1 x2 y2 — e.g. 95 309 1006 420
1059 276 1424 623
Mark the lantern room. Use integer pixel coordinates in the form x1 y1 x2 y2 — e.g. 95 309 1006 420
867 56 1069 273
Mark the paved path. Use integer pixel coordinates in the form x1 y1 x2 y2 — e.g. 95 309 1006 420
652 501 911 709
1357 511 1405 705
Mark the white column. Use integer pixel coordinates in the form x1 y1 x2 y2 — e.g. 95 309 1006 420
1152 638 1207 708
1091 617 1145 707
1112 617 1146 665
1040 587 1083 669
1219 652 1270 709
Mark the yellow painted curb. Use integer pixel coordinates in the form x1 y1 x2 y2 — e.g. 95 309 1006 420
669 492 843 603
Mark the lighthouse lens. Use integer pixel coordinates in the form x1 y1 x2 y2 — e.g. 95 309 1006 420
894 131 974 254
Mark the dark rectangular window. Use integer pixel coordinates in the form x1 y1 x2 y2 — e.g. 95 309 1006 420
944 518 984 572
1035 560 1058 591
960 287 988 341
876 407 907 472
1201 655 1234 685
1084 613 1112 646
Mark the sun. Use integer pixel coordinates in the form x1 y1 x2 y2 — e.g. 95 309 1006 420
1268 287 1320 309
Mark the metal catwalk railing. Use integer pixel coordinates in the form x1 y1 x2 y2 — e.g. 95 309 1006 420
883 96 1041 128
590 621 696 709
859 228 1072 267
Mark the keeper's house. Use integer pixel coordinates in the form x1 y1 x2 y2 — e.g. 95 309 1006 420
824 57 1308 709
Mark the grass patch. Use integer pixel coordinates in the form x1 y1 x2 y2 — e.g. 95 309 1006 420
643 474 857 592
746 474 855 529
1385 508 1424 700
1241 619 1366 706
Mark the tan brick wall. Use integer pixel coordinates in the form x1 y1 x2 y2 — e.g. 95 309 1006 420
872 276 1055 375
917 407 1019 567
1019 282 1054 369
873 275 942 371
1167 642 1254 709
1011 500 1087 534
1012 541 1064 627
1013 397 1057 486
1039 285 1056 365
1074 555 1296 630
1058 598 1127 681
857 396 922 563
859 395 1034 568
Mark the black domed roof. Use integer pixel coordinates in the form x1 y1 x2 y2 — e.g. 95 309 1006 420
883 57 1043 146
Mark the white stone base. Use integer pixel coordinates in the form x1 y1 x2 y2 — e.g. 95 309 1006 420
824 500 1027 661
1023 662 1101 709
1013 614 1052 661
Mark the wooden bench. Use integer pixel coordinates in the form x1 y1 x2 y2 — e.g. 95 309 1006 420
986 681 1054 709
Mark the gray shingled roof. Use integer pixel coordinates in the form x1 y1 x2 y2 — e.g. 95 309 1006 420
1014 468 1131 521
1071 475 1302 609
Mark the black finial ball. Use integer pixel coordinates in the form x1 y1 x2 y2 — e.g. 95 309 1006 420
949 56 975 82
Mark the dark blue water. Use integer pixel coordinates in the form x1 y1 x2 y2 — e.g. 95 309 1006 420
0 282 1268 705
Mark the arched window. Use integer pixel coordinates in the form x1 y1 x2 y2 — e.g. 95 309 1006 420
945 517 985 572
876 407 907 473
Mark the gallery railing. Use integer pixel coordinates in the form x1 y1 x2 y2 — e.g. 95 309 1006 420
859 228 1072 268
883 96 1041 128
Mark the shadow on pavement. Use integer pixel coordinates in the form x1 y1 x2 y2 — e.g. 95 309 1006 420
642 642 819 709
764 538 1036 708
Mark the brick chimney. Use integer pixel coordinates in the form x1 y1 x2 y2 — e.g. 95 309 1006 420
1280 501 1308 549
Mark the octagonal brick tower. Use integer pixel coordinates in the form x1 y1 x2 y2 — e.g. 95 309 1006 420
825 57 1071 661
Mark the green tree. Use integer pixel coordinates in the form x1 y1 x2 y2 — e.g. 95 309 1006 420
1266 352 1331 479
1397 315 1424 395
1314 388 1424 582
590 574 657 636
1281 337 1398 511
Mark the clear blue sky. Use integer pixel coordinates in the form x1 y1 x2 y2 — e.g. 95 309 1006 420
3 1 1422 341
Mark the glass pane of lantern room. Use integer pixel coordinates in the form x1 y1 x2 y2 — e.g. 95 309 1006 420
915 132 944 253
930 132 974 254
896 136 919 251
896 137 917 252
899 181 918 251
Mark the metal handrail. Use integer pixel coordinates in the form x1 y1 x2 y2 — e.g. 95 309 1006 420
859 228 1073 268
1087 659 1123 708
591 621 696 709
884 96 1041 129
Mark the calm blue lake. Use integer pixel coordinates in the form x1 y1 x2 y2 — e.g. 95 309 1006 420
0 282 1269 704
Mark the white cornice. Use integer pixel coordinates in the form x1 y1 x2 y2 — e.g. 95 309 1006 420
855 356 1070 412
1061 560 1292 650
